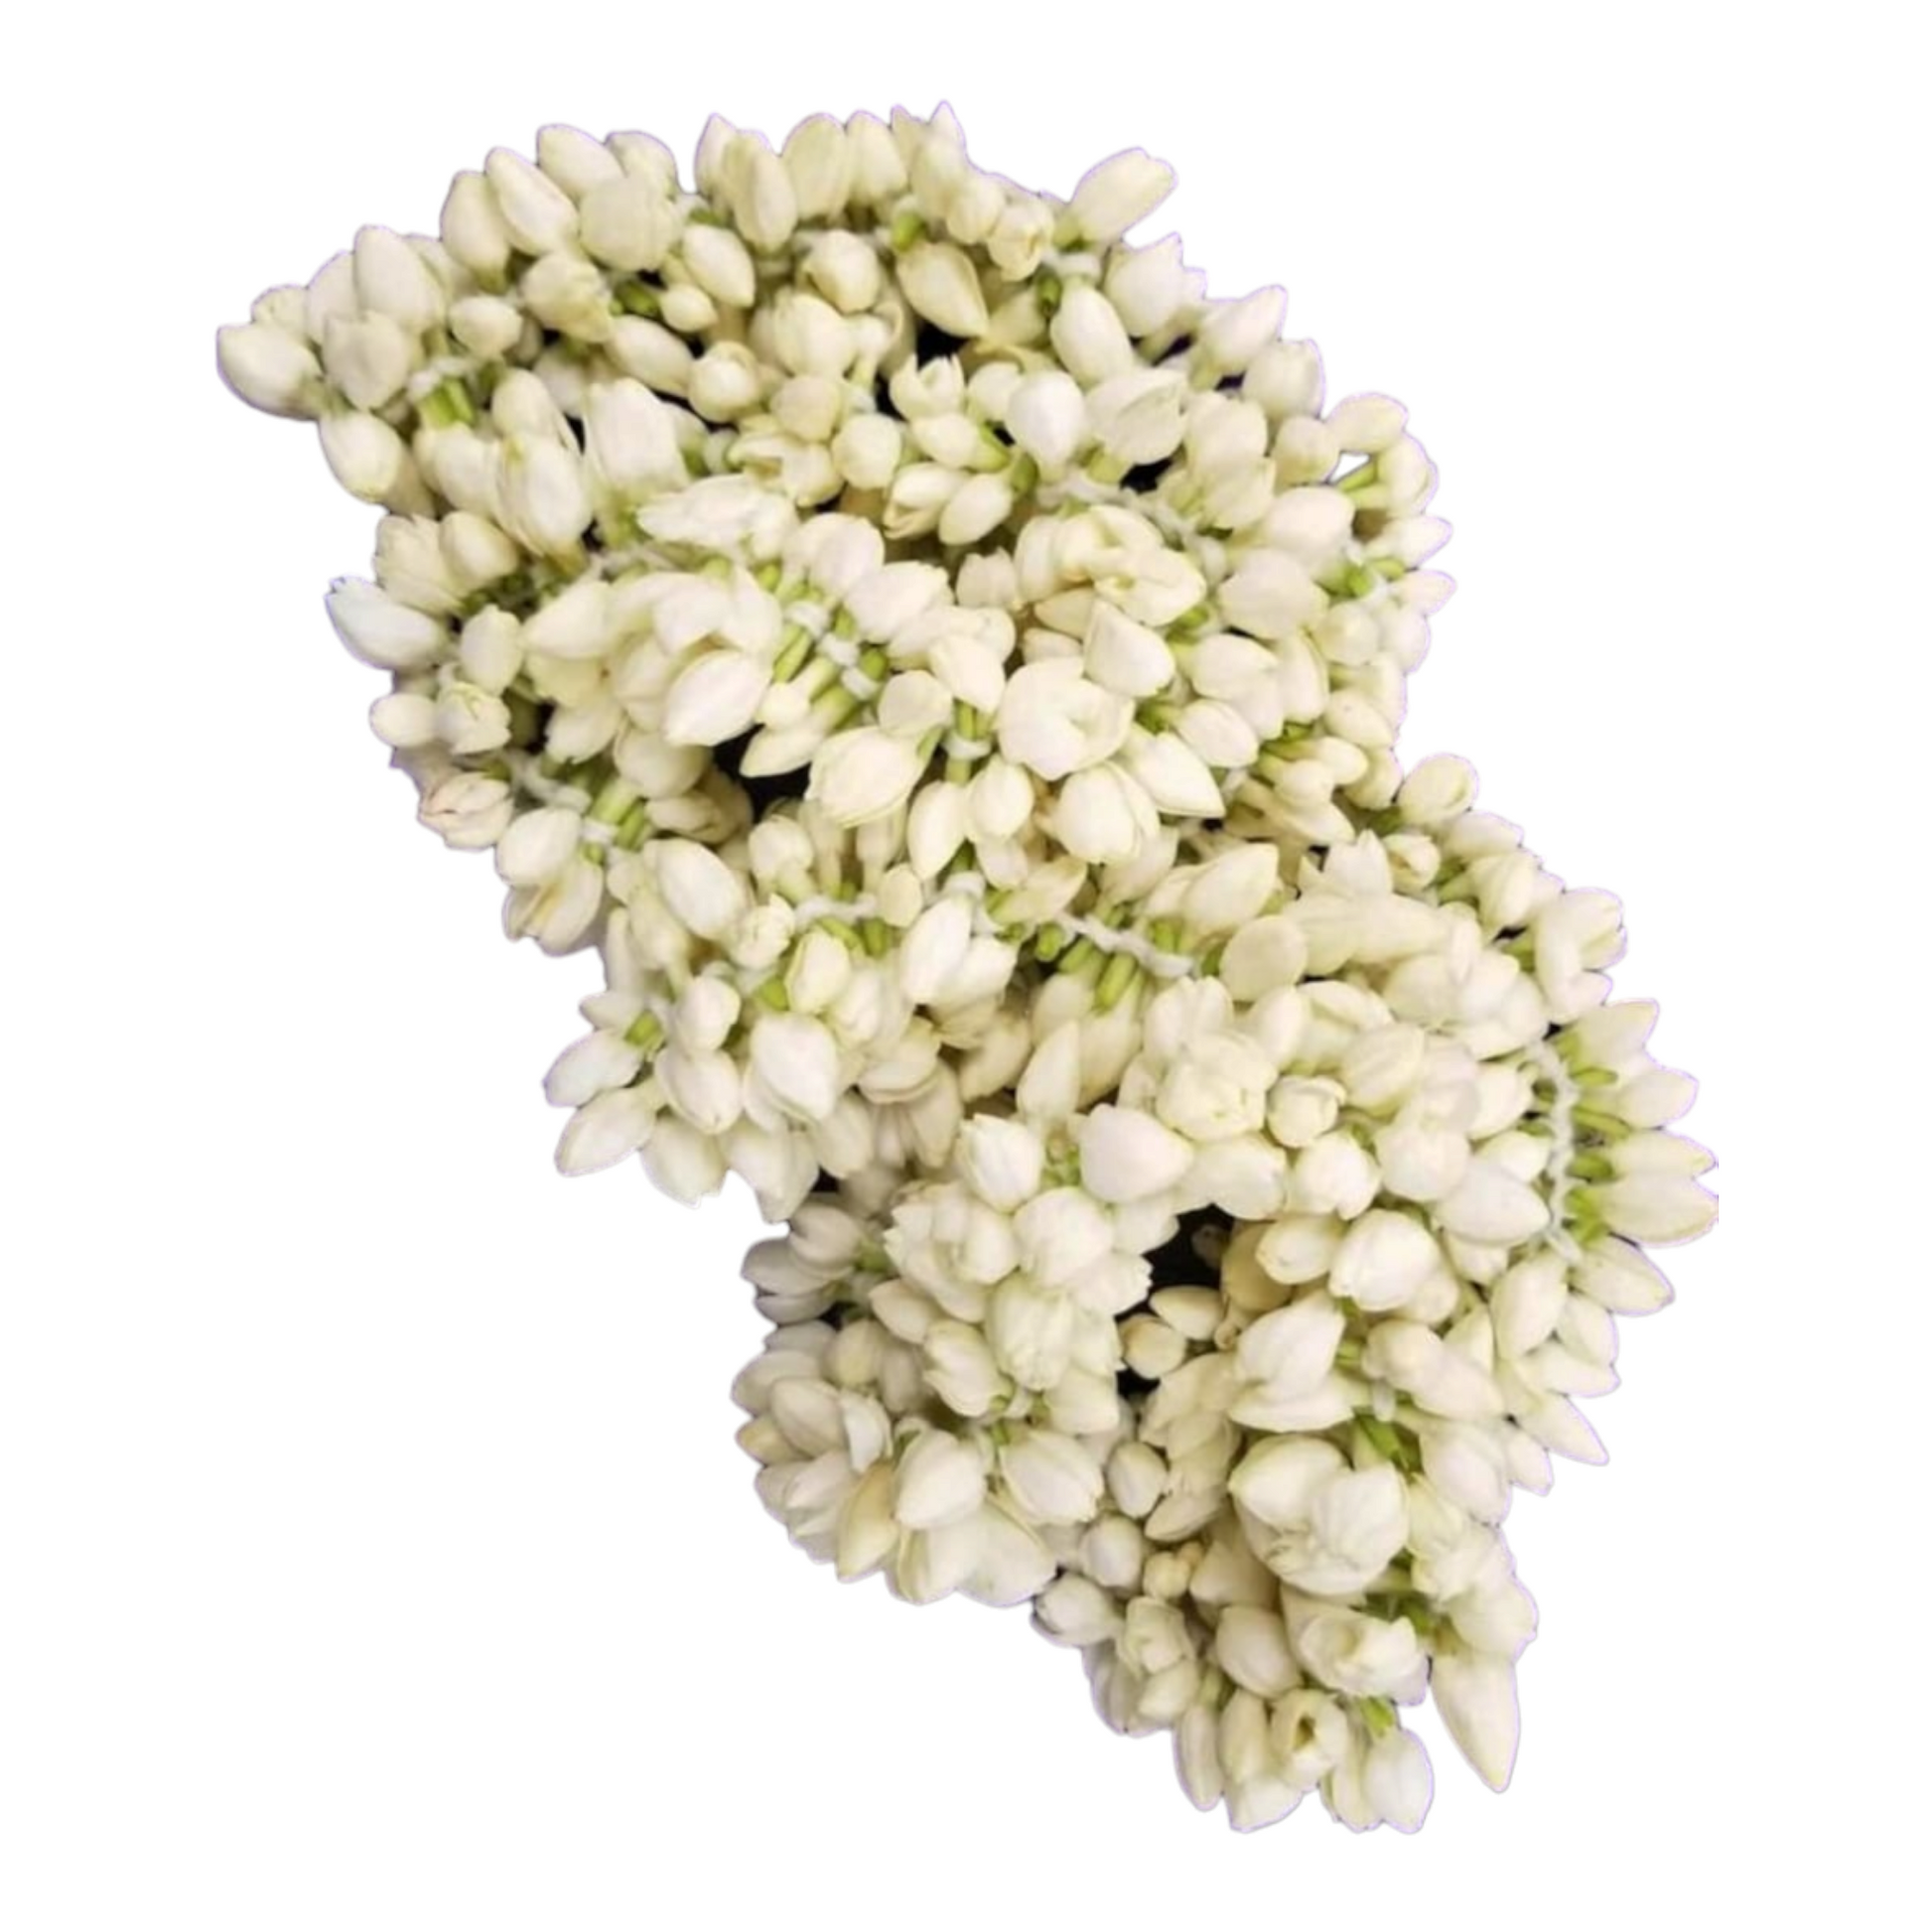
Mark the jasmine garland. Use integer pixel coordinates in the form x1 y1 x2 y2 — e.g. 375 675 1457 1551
218 102 1715 1835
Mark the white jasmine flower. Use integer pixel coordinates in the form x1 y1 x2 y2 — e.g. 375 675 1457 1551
1068 149 1176 242
1326 1209 1444 1311
217 322 323 418
748 1013 841 1123
894 1430 987 1531
897 240 989 339
807 728 927 826
1050 287 1138 385
999 1429 1106 1526
1078 1105 1194 1203
1429 1649 1520 1791
325 579 447 671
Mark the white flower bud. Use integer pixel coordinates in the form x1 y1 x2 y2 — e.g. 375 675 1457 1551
1068 148 1176 242
1397 753 1478 828
986 1277 1077 1391
215 322 323 419
938 473 1015 547
1489 1251 1569 1356
439 171 512 281
1437 1158 1551 1245
894 1430 987 1531
1271 1466 1408 1594
1361 1321 1504 1421
749 1013 841 1123
1103 234 1189 338
1326 1209 1443 1312
1450 1571 1539 1661
956 1116 1044 1213
1233 1293 1344 1400
723 134 798 250
1326 392 1410 454
1430 1650 1520 1791
522 578 613 661
1292 1605 1426 1700
535 124 620 198
345 227 437 337
419 772 514 849
544 1031 645 1110
1196 285 1287 376
484 146 578 254
1181 844 1280 934
555 1085 655 1175
1362 1727 1434 1833
1013 1185 1112 1287
653 840 750 940
1078 1105 1193 1203
658 651 765 749
606 316 693 395
1083 604 1173 699
494 806 581 887
807 727 927 827
779 113 854 220
368 691 437 750
320 314 414 411
997 660 1132 779
1571 1238 1673 1315
910 1322 997 1421
1211 1605 1298 1699
325 578 447 671
501 435 592 555
827 413 901 489
1243 340 1324 419
657 1045 742 1138
579 174 677 272
1004 370 1088 473
1086 368 1188 465
897 241 989 340
896 897 971 1006
673 978 741 1056
1036 1574 1121 1647
319 411 411 503
1587 1174 1718 1245
802 229 884 314
1292 1131 1379 1219
1051 764 1157 864
450 608 520 695
1049 287 1137 384
1217 550 1324 640
999 1430 1105 1526
586 378 686 498
1231 1437 1345 1531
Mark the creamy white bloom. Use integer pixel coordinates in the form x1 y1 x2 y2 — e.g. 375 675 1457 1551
894 1430 987 1530
1078 1105 1194 1203
749 1014 841 1122
999 1429 1106 1525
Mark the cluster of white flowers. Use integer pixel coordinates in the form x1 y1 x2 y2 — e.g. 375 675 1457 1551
220 103 1715 1834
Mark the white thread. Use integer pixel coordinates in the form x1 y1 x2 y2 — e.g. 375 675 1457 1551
406 354 480 402
1048 909 1197 979
786 598 832 638
792 893 879 927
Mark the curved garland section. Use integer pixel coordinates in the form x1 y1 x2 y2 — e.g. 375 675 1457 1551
219 104 1715 1834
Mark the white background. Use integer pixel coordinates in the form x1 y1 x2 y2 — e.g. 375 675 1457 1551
3 5 1926 1925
